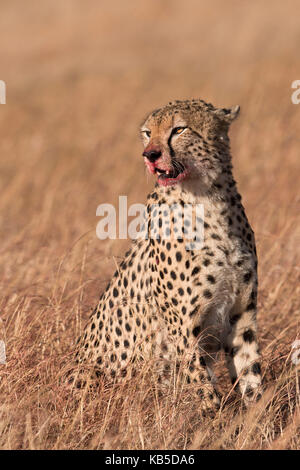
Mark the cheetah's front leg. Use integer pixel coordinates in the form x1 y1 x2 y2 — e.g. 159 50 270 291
224 309 262 404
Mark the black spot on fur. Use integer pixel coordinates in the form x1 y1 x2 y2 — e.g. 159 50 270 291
230 314 241 325
243 329 254 343
199 356 206 367
192 326 201 337
230 346 240 357
246 302 256 311
113 288 118 297
191 266 200 276
203 289 212 299
252 362 261 375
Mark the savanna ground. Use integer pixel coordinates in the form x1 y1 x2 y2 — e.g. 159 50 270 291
0 0 299 450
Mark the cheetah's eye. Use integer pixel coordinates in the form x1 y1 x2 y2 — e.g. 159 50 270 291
142 130 151 138
171 127 187 136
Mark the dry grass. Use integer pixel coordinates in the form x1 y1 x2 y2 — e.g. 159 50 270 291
0 0 299 449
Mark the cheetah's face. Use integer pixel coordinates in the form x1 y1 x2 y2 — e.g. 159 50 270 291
140 100 240 187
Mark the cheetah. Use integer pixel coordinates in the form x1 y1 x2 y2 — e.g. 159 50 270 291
71 99 262 411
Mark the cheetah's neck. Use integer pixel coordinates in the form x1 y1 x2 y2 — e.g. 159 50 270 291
150 167 251 251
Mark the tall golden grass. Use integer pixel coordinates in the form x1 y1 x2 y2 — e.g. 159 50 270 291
0 0 299 449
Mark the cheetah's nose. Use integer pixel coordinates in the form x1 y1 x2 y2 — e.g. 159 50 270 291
143 149 162 163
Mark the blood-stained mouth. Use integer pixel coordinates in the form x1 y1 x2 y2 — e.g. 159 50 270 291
154 162 188 186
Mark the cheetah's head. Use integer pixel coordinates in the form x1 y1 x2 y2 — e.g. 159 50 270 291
140 99 240 188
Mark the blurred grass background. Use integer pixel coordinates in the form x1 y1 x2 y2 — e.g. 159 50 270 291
0 0 299 449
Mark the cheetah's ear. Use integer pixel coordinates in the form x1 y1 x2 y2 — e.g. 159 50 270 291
213 105 240 123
